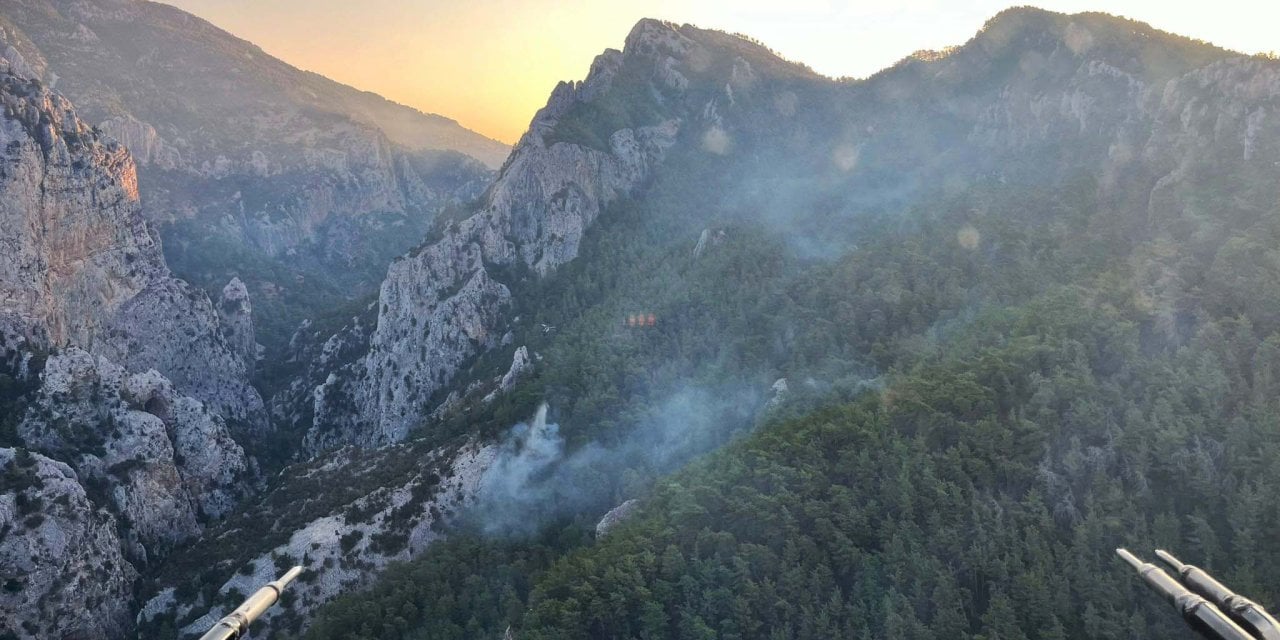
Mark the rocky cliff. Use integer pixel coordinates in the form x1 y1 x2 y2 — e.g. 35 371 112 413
0 60 257 639
19 350 249 544
302 21 698 450
0 0 502 363
217 277 257 376
0 65 263 427
0 448 137 640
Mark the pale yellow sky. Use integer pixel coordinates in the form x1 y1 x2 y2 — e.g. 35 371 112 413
161 0 1279 143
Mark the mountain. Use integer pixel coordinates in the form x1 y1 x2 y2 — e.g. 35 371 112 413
294 21 690 451
0 63 259 639
0 0 505 361
9 5 1280 639
278 9 1280 640
288 8 1238 451
0 0 508 167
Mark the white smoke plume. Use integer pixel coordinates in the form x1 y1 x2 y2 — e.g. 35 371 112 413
471 386 761 536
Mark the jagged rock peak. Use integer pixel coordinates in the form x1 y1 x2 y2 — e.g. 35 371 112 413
0 68 154 347
623 18 695 59
218 277 257 374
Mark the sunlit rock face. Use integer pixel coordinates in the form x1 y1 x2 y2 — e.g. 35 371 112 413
0 67 157 348
0 67 264 430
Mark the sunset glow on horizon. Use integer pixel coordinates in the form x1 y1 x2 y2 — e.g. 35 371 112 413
161 0 1279 144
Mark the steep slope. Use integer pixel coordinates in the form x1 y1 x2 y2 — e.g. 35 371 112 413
0 0 502 361
109 8 1280 639
137 438 496 638
283 9 1280 640
0 61 259 639
293 9 1240 452
0 63 263 426
296 18 810 451
1 448 137 639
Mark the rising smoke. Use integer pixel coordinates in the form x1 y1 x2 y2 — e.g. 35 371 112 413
471 385 762 536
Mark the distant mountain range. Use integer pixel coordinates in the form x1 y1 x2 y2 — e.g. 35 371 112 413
0 0 509 362
0 0 509 167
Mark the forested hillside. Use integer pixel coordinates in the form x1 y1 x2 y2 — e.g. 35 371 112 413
295 9 1280 640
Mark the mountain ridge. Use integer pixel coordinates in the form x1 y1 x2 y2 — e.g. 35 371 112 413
288 6 1247 453
5 6 1280 639
294 10 1280 640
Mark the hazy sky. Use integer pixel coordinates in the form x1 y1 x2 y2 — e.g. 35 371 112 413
161 0 1278 143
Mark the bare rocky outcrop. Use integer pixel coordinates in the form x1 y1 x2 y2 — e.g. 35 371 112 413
0 62 257 638
0 448 136 640
217 277 258 376
499 346 532 392
138 439 497 637
595 498 640 537
18 350 249 552
98 113 181 170
304 21 685 452
766 378 789 409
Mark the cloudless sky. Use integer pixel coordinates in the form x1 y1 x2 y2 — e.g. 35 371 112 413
161 0 1279 143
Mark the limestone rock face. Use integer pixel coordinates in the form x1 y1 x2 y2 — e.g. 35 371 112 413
595 499 640 537
138 440 497 637
18 349 249 553
304 21 684 452
0 70 158 347
0 448 137 640
499 346 532 392
98 113 181 170
0 63 255 638
99 278 266 429
0 67 265 430
217 277 257 376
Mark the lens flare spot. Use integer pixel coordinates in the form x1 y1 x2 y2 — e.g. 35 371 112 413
957 225 981 250
774 91 798 117
832 144 859 172
1064 22 1096 55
